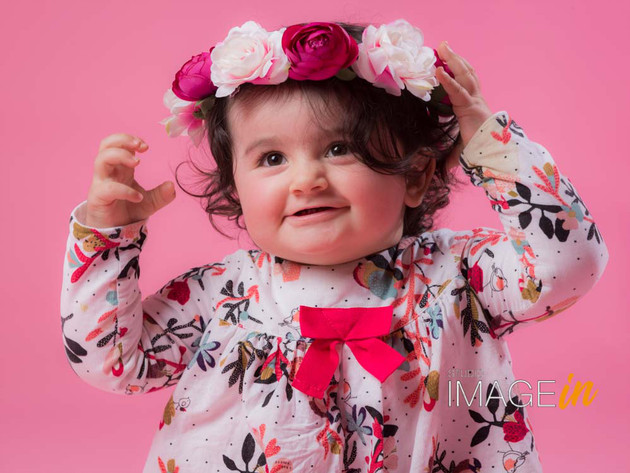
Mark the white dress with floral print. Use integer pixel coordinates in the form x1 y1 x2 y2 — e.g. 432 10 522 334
60 111 608 472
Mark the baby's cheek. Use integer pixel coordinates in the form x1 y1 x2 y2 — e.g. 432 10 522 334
239 194 280 243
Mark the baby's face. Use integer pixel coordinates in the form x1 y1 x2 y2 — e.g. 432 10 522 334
228 91 425 265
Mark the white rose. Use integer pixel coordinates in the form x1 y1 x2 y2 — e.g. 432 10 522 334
352 19 438 101
210 21 290 98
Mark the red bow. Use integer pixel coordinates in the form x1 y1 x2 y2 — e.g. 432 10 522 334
291 305 405 399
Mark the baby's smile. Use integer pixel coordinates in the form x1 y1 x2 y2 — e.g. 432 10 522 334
284 206 349 228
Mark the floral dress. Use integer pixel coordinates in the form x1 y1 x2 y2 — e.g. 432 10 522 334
60 111 608 472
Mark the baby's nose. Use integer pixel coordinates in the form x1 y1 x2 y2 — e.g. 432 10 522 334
289 160 329 194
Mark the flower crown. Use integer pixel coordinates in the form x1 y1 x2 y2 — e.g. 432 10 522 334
160 19 455 147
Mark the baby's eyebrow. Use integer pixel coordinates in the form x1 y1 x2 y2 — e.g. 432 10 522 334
244 137 278 156
243 126 346 156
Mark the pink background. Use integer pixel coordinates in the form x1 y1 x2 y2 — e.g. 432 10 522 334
1 0 627 470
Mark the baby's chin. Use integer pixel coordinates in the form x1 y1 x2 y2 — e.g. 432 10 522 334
261 243 384 267
286 253 362 266
250 225 404 266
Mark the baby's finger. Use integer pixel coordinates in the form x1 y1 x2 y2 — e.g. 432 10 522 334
94 147 141 180
436 65 472 108
92 180 144 205
436 42 480 97
459 56 481 90
142 181 177 215
98 133 149 154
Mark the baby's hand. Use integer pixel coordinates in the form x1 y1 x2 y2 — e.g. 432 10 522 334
85 134 176 228
435 41 494 169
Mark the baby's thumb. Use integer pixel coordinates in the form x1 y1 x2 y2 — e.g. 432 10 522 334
147 181 176 215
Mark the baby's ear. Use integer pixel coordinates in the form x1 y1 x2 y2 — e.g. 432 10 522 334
404 156 436 208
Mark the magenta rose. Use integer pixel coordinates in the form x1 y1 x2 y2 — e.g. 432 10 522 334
282 22 359 81
433 48 454 106
172 48 217 101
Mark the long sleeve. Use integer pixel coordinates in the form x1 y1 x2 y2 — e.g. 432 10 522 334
60 201 225 395
446 111 608 340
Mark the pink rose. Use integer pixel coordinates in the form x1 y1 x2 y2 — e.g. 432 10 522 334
210 21 290 98
281 22 359 80
172 49 217 101
352 19 439 101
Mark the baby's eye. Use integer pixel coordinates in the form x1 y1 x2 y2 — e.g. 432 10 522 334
327 143 350 157
258 153 286 167
257 143 351 167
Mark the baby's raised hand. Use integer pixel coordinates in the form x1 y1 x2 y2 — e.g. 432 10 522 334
85 134 176 228
435 41 494 168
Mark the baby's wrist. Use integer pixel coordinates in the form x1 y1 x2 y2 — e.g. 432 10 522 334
460 108 494 147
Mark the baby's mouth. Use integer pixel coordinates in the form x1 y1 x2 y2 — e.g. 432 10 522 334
293 207 335 216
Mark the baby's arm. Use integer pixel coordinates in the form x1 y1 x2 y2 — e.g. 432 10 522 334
447 111 608 339
59 132 215 394
60 201 222 394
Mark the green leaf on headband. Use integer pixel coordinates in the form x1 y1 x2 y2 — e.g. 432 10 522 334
432 102 454 116
431 84 448 102
196 95 216 119
335 68 357 81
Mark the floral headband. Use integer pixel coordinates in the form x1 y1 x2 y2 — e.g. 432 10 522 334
160 19 455 147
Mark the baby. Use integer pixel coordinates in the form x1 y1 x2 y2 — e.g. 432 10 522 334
60 19 608 472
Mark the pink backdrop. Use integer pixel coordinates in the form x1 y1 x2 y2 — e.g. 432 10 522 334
2 0 627 470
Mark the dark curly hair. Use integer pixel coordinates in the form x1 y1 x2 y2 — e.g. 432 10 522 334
174 22 467 241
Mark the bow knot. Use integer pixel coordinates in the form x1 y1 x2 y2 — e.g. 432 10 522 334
291 305 405 399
